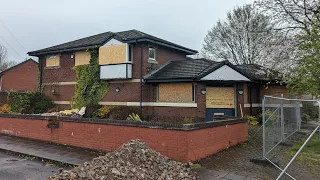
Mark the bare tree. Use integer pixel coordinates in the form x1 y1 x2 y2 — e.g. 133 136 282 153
201 4 297 72
0 44 16 72
255 0 320 31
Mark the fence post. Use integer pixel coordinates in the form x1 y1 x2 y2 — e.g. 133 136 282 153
295 98 301 132
280 94 285 140
262 96 266 159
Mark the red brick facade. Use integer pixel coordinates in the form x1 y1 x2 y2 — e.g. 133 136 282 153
0 60 38 92
0 116 248 162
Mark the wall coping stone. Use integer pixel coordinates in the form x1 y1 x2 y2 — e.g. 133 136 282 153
0 113 247 131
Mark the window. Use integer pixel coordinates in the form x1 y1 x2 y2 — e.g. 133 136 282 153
158 83 193 103
46 54 60 67
75 51 90 66
148 47 156 61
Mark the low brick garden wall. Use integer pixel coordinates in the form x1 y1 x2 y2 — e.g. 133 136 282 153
0 114 248 162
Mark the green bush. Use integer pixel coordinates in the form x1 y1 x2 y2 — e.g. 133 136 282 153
9 91 36 113
8 91 53 114
33 95 54 114
246 115 258 126
93 106 111 118
302 102 319 122
108 106 140 120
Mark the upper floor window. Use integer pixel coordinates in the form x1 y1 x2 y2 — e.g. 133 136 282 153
75 51 90 66
148 47 156 62
46 54 60 67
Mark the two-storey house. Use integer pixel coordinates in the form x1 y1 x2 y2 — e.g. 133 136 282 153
28 30 287 121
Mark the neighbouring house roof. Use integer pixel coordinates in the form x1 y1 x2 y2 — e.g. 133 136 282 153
0 59 38 76
27 30 198 56
144 59 281 82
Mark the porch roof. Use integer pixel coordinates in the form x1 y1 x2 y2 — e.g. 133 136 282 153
144 59 281 83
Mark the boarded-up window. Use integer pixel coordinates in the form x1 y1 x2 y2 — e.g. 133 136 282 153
158 83 193 103
46 55 60 67
75 51 90 66
99 44 127 65
206 87 235 108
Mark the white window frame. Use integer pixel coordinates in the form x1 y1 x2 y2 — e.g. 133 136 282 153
148 47 156 63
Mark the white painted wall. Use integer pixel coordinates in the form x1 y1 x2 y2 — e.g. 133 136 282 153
100 64 132 79
201 65 250 81
102 38 124 46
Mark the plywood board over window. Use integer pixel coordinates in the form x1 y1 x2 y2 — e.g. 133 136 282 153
206 87 235 108
99 44 127 65
46 54 60 67
158 83 193 103
75 51 91 66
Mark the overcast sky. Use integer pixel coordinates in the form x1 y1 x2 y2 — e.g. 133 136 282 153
0 0 253 63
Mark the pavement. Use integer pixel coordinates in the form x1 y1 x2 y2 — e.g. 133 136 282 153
0 151 62 180
0 135 258 180
0 135 100 165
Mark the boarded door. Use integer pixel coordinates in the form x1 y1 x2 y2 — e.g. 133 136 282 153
206 87 235 120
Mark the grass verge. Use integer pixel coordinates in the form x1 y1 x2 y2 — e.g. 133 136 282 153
289 134 320 165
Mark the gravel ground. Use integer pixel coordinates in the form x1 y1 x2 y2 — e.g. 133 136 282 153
0 151 62 180
198 125 320 180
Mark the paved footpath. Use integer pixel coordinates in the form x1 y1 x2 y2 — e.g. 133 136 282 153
0 135 99 165
0 135 258 180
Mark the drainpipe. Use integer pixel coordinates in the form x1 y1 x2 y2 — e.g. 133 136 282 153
140 46 143 116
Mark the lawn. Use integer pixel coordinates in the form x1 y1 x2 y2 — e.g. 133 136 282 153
289 134 320 165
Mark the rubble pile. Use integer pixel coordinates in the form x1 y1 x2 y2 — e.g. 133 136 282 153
48 140 198 180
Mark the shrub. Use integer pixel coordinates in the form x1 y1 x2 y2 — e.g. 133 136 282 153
264 109 277 122
108 106 140 120
33 95 54 114
128 113 142 122
0 104 11 113
302 102 319 121
93 106 111 118
8 91 36 113
247 115 258 126
8 91 53 114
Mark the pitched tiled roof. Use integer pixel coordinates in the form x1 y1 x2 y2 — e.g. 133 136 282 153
236 64 282 81
28 30 197 56
145 59 281 82
144 59 223 82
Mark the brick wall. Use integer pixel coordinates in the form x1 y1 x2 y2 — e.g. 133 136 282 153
131 43 186 79
1 60 38 91
40 52 76 83
0 116 248 162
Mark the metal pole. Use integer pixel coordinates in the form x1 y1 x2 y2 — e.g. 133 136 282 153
294 99 301 132
264 157 296 180
280 94 285 140
262 96 266 159
276 126 319 180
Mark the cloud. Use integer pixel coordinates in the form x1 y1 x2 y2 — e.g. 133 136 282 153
0 0 250 62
